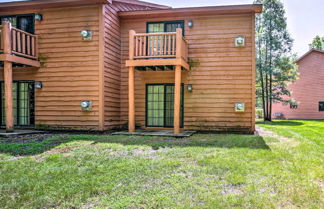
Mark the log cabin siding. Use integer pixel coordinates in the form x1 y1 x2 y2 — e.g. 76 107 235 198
120 14 256 132
103 1 158 129
0 5 101 130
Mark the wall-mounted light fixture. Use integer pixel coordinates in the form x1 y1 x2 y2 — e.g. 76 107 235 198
187 84 193 92
81 30 92 41
35 14 43 21
235 103 245 112
35 81 43 89
188 20 193 28
235 36 245 47
81 100 92 111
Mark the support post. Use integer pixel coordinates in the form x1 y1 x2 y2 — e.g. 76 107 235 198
128 30 136 132
128 66 135 132
176 28 183 59
173 65 181 134
4 62 13 132
2 21 14 132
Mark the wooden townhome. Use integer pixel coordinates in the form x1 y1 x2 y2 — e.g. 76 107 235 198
0 0 262 134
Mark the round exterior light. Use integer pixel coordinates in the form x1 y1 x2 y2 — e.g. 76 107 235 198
188 20 193 28
187 84 193 92
81 30 92 40
235 103 245 112
235 36 245 47
81 101 90 108
35 14 43 21
80 100 92 111
35 81 42 89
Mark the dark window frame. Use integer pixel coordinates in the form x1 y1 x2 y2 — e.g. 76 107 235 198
0 13 35 34
319 101 324 112
146 20 185 35
0 80 35 127
145 83 184 128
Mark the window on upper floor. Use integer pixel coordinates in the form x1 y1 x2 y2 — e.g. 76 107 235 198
1 14 35 34
319 102 324 111
147 20 184 34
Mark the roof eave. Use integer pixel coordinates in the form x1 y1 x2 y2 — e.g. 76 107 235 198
0 0 109 13
113 0 170 9
296 49 324 63
118 4 263 19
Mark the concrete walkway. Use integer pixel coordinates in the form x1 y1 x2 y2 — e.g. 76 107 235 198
112 130 196 137
0 130 45 137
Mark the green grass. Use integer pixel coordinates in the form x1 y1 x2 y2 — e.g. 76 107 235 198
0 120 323 208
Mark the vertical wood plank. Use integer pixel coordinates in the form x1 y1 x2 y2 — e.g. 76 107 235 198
27 35 31 55
17 31 21 53
22 33 26 54
12 30 16 52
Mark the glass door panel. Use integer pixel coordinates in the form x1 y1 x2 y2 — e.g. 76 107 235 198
146 84 184 128
1 81 34 126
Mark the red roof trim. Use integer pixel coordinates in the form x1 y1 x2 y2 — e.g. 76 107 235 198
113 0 170 9
118 4 263 19
296 49 324 63
0 0 109 12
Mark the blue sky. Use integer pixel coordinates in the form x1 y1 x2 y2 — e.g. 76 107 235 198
144 0 324 56
1 0 323 56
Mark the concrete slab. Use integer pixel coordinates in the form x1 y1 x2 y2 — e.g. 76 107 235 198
0 130 46 137
112 130 196 137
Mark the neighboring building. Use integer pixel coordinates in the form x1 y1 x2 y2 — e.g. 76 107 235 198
272 49 324 119
0 0 262 133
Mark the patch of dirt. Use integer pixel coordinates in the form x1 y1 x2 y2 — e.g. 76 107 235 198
0 133 70 144
46 147 73 154
105 147 168 159
221 184 243 195
256 127 300 147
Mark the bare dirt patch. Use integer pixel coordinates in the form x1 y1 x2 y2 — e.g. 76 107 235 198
256 127 300 147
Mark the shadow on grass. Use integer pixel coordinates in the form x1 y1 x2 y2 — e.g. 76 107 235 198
256 120 304 126
0 134 271 156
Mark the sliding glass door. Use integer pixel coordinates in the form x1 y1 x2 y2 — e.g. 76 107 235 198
146 84 184 128
0 81 35 126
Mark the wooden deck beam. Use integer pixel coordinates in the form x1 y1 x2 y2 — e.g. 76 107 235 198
126 58 189 71
0 54 40 67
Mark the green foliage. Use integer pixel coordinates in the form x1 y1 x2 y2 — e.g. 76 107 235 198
256 108 263 118
309 35 324 50
254 0 298 121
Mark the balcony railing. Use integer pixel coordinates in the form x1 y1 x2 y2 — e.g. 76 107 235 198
129 28 188 62
0 22 38 60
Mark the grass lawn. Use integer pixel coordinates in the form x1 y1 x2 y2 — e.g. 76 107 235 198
0 120 323 208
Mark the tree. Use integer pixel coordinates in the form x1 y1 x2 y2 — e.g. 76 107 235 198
254 0 298 121
309 35 324 50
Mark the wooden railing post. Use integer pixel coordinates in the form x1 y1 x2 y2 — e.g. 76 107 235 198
176 28 182 59
2 21 12 54
2 21 14 132
129 30 136 60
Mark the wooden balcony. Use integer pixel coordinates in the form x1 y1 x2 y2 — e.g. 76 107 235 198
126 28 189 70
0 21 40 67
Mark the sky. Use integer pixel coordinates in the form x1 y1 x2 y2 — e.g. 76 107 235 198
144 0 324 57
0 0 323 56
